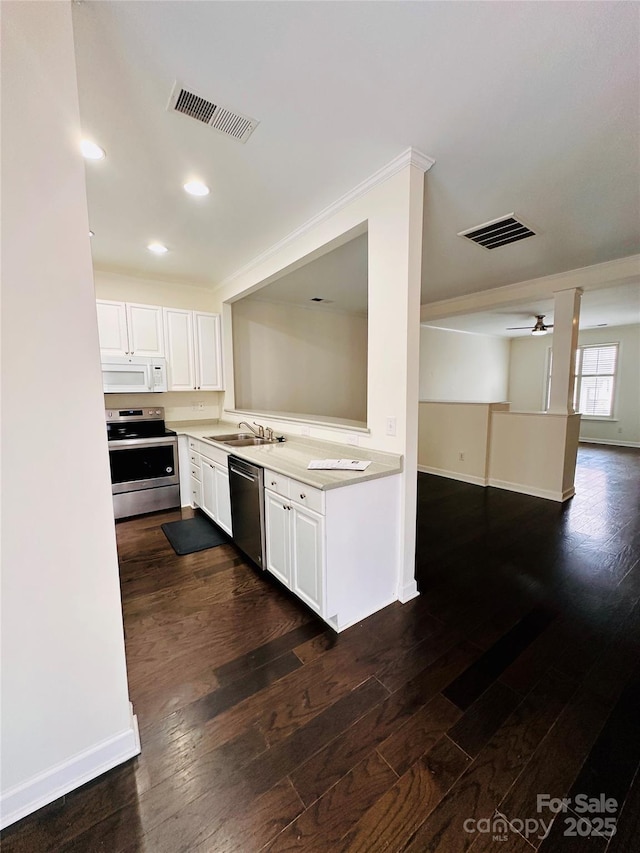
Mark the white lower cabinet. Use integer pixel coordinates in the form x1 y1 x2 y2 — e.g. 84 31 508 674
265 483 324 617
214 464 232 536
201 459 217 520
291 504 324 613
265 490 292 587
185 440 232 537
179 437 401 633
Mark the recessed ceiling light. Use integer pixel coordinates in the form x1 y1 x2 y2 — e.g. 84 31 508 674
183 180 210 197
89 230 95 238
147 242 168 255
80 140 105 160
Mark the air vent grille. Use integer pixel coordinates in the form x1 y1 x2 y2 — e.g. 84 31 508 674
458 214 536 250
168 83 259 143
174 89 217 124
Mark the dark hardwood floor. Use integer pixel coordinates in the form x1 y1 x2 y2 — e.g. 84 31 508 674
3 444 639 852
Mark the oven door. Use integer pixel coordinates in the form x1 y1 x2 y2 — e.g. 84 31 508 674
108 437 179 493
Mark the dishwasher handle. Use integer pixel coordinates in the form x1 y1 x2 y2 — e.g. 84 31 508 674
229 464 257 482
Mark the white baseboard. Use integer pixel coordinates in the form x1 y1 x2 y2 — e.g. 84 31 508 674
417 465 488 487
333 596 398 633
487 478 572 503
580 438 640 448
398 580 420 604
0 709 140 830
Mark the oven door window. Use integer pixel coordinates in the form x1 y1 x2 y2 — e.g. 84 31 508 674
109 445 175 485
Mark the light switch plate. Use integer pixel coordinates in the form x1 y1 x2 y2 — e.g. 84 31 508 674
386 417 396 437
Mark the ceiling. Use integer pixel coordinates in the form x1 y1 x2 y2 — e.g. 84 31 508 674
72 2 639 303
424 281 640 338
242 233 368 315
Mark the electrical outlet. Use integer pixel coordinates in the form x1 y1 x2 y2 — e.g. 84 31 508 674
618 427 623 434
386 417 396 437
197 401 205 411
458 451 465 462
346 433 359 446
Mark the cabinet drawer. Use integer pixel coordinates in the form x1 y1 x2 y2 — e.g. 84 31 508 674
189 450 201 469
190 476 202 507
265 469 290 499
188 438 201 453
290 479 324 514
190 465 201 481
199 441 229 468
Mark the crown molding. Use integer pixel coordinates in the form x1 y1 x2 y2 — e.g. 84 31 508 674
420 254 640 321
217 147 435 290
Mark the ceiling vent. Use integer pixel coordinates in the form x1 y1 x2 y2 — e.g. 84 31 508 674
458 214 536 250
168 82 259 143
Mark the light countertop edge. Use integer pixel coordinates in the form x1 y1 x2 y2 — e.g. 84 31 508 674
168 420 403 491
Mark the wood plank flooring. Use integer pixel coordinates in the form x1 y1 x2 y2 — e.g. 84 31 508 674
2 444 639 852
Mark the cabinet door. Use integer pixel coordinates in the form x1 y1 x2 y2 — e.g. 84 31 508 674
164 308 196 390
96 300 129 356
200 460 217 522
291 505 324 615
126 303 164 357
214 463 233 536
264 490 291 587
194 312 223 390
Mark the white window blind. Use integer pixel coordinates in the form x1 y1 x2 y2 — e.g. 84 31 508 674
575 344 618 417
545 343 619 417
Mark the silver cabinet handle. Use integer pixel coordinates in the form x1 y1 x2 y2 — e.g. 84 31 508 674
300 493 306 500
271 481 277 486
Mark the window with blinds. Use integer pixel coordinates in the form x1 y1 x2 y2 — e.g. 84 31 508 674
575 343 618 417
545 343 619 417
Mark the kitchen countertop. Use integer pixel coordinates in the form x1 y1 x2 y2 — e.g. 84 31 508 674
168 420 403 491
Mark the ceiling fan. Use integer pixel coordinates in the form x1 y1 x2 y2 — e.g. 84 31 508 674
507 314 554 336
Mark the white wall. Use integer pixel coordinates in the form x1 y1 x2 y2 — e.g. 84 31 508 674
95 270 224 422
216 158 427 603
419 326 510 402
94 269 221 312
232 299 367 423
1 1 138 827
508 324 640 445
488 412 581 501
418 402 509 484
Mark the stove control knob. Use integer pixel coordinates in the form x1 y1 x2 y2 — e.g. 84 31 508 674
156 410 161 415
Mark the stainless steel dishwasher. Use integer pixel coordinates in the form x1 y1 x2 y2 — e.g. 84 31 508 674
228 455 266 569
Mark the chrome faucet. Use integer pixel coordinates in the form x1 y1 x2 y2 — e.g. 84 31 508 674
238 420 265 438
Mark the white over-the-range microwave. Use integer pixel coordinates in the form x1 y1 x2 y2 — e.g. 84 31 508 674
101 356 168 394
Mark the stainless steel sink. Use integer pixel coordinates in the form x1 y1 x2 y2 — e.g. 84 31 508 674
205 432 257 442
224 437 274 446
204 433 275 447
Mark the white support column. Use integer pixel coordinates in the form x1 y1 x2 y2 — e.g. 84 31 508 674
548 287 582 415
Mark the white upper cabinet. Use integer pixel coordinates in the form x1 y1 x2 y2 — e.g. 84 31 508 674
96 300 164 357
164 308 223 391
96 301 128 356
194 312 223 391
125 303 165 357
164 308 196 391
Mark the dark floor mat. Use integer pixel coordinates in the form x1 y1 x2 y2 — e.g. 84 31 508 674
161 515 227 555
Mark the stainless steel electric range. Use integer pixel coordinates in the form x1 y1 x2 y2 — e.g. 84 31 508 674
106 407 180 519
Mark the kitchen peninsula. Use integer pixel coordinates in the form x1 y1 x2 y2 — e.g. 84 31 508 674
169 420 404 632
